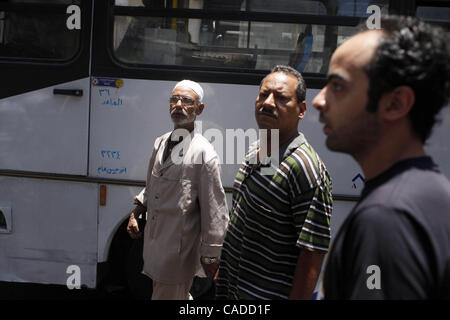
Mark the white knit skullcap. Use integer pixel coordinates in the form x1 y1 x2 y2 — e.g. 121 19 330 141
173 80 204 102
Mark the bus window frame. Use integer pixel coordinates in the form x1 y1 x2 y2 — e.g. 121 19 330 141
108 4 365 81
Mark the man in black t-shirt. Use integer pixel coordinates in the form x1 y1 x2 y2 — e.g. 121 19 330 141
312 15 450 299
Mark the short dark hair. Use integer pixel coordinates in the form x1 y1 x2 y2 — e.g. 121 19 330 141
363 15 450 142
261 65 306 102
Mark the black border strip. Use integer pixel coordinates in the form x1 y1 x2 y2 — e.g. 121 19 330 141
0 170 359 201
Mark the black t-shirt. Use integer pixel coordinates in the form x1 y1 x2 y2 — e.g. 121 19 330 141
324 157 450 299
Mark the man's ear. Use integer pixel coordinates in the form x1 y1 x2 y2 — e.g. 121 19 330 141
298 101 307 120
379 86 415 121
196 103 205 115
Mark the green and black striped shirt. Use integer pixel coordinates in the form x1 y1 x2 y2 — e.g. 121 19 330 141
216 133 333 300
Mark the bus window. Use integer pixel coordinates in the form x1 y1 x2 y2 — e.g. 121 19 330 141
0 0 81 60
247 0 389 16
111 0 392 75
113 18 359 74
2 0 76 3
114 0 390 17
115 0 163 7
114 0 244 10
417 5 450 30
417 6 450 22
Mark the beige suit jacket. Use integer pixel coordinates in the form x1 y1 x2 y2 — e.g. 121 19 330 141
135 130 229 284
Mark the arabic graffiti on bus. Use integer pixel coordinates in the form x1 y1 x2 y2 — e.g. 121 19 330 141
97 166 127 175
98 88 123 106
101 150 120 160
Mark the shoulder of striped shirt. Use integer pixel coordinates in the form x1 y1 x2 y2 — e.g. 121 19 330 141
286 145 331 190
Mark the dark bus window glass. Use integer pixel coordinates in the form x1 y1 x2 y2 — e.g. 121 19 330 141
416 6 450 23
0 1 81 60
113 0 242 9
114 0 165 7
247 0 389 16
114 15 357 73
114 0 389 17
7 0 79 3
0 13 4 46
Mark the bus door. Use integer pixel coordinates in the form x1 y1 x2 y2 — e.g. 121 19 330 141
0 0 92 175
0 0 97 287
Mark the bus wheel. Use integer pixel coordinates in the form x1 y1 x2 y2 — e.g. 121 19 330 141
101 218 151 299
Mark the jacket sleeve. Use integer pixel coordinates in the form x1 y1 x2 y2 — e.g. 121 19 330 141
134 188 146 207
133 136 163 208
198 156 230 258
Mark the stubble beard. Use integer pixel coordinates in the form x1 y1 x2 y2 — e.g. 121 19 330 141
326 110 380 160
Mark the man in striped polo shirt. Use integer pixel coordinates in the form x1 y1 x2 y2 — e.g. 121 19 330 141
216 65 333 300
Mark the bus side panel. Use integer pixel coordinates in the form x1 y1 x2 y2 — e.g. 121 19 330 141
89 79 172 182
0 78 91 175
425 104 450 179
0 176 98 288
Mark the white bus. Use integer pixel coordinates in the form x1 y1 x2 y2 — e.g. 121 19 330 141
1 0 449 298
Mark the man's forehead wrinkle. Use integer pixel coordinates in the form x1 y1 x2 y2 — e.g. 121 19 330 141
261 74 296 94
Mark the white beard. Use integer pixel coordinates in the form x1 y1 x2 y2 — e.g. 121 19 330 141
171 108 195 125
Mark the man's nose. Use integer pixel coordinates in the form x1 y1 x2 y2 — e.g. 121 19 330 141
263 92 276 108
312 89 327 111
174 98 184 108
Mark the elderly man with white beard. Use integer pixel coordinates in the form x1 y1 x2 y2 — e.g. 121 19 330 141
126 80 229 300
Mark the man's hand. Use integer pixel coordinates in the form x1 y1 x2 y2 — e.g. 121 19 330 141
126 209 144 239
289 249 325 300
201 260 220 278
